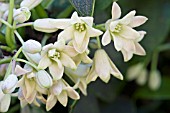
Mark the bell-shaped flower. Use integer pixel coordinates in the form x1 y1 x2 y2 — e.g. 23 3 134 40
0 2 9 27
46 79 80 111
148 70 161 91
126 63 148 85
86 49 123 83
13 7 31 23
102 2 148 61
65 63 91 95
38 39 77 80
20 0 43 10
58 12 103 53
15 65 48 106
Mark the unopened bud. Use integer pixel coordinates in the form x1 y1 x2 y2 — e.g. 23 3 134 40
23 40 41 54
13 7 31 23
148 70 161 91
36 70 53 88
20 0 43 10
1 74 18 94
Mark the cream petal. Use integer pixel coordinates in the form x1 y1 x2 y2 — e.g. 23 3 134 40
41 43 53 56
63 46 78 57
65 87 80 100
121 49 133 62
94 50 111 83
14 65 29 76
25 90 36 104
0 94 11 112
46 94 57 111
112 34 123 51
52 81 63 95
136 31 146 42
120 25 140 40
78 81 87 95
60 53 76 69
38 55 52 69
0 83 5 101
112 2 121 20
120 10 136 25
129 16 148 28
102 30 111 46
49 63 64 80
86 63 98 84
109 20 119 31
36 84 48 95
54 39 65 51
86 26 103 37
58 26 74 42
71 12 82 24
74 30 86 47
134 42 146 55
49 19 71 29
25 78 36 99
120 38 135 52
73 35 89 53
108 58 123 80
57 91 68 107
80 17 93 26
81 53 93 64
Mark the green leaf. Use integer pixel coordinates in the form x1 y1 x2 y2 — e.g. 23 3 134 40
95 0 117 11
69 0 95 16
134 77 170 100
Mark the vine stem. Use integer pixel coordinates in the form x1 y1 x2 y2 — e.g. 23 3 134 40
0 18 13 28
0 57 12 64
14 30 24 45
96 36 101 49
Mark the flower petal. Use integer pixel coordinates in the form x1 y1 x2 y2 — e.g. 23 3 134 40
112 34 123 51
112 2 121 20
60 53 77 69
63 45 78 57
25 77 36 99
121 49 133 62
86 26 103 37
129 16 148 28
41 43 53 56
120 25 140 40
120 10 136 25
74 30 86 47
86 63 98 84
81 53 93 64
134 42 146 55
102 30 111 46
54 39 65 51
46 94 57 111
57 91 68 107
48 19 71 29
58 26 74 42
81 17 93 26
65 87 80 100
136 31 146 42
14 65 29 76
71 12 82 24
38 55 52 69
0 94 11 112
49 62 64 80
94 50 111 83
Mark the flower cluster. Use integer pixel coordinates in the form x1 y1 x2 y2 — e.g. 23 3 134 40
0 1 147 112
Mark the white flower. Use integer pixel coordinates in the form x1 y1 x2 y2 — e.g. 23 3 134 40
20 0 43 10
23 40 42 54
38 39 77 80
102 2 148 61
86 49 123 83
148 70 161 91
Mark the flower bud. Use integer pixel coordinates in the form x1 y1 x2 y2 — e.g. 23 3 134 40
20 0 43 10
136 69 148 86
13 7 31 23
0 2 9 12
1 74 18 94
23 40 41 54
36 70 53 88
148 70 161 91
24 52 41 64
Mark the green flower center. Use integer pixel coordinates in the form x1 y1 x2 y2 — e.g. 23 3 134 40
113 24 122 33
48 49 60 59
74 23 86 32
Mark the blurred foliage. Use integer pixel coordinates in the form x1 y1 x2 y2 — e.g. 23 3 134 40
1 0 170 113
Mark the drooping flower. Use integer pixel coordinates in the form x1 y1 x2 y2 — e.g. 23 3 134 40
86 49 123 83
46 79 80 111
38 39 77 80
102 2 148 61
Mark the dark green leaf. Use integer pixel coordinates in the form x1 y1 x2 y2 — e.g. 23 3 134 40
69 0 95 16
